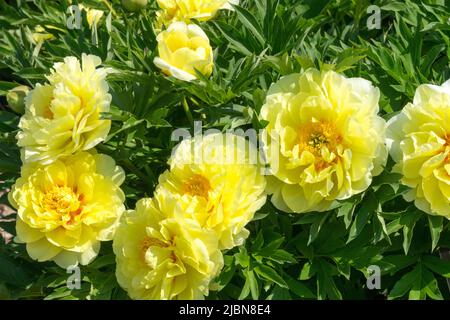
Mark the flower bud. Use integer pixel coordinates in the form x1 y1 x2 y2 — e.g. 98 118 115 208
6 85 29 114
121 0 148 12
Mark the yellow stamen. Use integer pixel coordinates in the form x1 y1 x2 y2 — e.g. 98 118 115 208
182 174 211 198
140 237 170 262
42 186 80 215
298 120 342 169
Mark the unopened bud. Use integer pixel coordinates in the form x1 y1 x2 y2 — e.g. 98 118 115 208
121 0 148 12
6 85 30 114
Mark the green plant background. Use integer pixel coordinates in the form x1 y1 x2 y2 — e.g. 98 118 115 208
1 0 450 300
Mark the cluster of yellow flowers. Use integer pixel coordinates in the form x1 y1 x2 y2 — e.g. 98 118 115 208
153 0 238 81
113 133 266 299
10 54 126 268
8 0 450 301
260 70 450 218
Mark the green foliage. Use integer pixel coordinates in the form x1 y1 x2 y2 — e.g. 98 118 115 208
1 0 450 300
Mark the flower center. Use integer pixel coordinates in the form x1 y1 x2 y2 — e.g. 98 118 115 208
140 237 171 263
298 121 342 156
182 174 211 198
43 186 81 218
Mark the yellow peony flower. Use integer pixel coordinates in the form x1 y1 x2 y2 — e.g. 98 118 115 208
260 69 387 213
113 194 223 300
8 152 125 268
156 0 238 26
17 54 112 165
157 132 266 249
154 22 213 82
387 79 450 217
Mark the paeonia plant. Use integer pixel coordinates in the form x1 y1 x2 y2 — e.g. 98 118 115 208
0 0 450 301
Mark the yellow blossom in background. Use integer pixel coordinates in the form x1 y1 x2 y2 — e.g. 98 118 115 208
8 152 125 268
113 194 223 300
17 54 112 165
157 133 266 250
154 22 213 81
387 79 450 217
78 4 104 28
156 0 238 27
260 69 387 213
32 25 55 43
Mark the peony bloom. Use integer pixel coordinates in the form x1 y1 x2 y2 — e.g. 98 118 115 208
156 0 238 26
8 152 125 268
17 54 112 165
154 22 213 82
113 194 223 300
387 79 450 217
260 69 387 213
157 132 266 249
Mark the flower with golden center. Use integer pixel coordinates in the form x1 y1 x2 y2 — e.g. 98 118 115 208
157 132 266 249
260 69 387 213
8 152 125 268
156 0 238 27
17 54 112 165
113 194 223 300
154 22 213 82
387 79 450 217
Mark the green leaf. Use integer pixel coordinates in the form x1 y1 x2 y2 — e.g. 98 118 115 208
299 262 315 280
233 5 266 47
388 264 421 299
389 261 444 300
420 268 443 300
308 212 329 245
315 259 342 300
408 263 443 300
0 253 34 288
235 248 250 268
337 201 356 229
379 255 417 275
247 269 259 300
213 21 253 56
0 81 19 96
285 274 315 299
423 255 450 278
254 264 288 289
427 215 443 252
373 212 391 244
347 192 378 243
267 249 297 264
215 256 236 290
400 209 423 254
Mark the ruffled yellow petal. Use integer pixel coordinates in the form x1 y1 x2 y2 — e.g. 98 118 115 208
261 69 387 213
